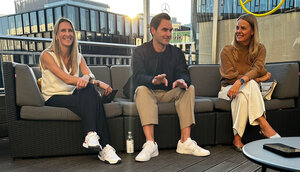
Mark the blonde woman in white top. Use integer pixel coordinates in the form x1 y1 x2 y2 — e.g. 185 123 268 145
40 17 121 164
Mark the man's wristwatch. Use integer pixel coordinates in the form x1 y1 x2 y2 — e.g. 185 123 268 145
88 73 95 81
240 78 245 84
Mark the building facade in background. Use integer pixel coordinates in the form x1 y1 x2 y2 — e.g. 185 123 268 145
14 0 109 13
0 0 145 63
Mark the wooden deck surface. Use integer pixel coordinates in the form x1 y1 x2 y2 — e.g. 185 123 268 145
0 137 280 172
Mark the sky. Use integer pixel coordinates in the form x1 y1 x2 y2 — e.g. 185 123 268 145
0 0 191 24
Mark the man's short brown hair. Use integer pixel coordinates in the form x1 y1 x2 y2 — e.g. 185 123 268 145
150 13 171 36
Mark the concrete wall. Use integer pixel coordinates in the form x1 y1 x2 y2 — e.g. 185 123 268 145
198 12 300 64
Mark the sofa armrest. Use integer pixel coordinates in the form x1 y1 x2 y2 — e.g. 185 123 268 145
266 63 299 99
3 62 19 122
15 64 44 106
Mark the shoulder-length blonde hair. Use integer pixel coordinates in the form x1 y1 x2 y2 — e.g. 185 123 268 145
233 14 260 63
46 17 79 75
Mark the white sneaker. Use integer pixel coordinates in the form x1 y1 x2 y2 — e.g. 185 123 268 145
135 141 159 162
82 132 101 151
270 133 281 138
176 138 210 156
98 144 121 164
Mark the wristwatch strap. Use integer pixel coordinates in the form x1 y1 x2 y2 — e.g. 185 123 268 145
240 78 245 84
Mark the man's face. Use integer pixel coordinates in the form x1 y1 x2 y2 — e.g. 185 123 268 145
151 19 173 47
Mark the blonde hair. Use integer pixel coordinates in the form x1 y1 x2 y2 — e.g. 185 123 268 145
46 17 79 75
233 14 260 63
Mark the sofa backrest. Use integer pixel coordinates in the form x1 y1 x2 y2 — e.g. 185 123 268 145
189 64 221 97
110 65 132 98
89 66 111 86
31 66 42 79
265 62 299 99
15 64 45 106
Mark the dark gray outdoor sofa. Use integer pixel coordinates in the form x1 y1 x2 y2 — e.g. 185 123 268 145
3 61 299 158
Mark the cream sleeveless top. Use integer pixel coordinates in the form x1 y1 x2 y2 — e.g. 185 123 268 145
40 51 81 101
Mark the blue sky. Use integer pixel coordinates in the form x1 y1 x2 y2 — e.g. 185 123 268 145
1 0 191 24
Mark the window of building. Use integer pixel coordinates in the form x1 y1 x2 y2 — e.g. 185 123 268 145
77 31 86 41
90 10 99 32
22 36 29 51
259 0 267 11
8 16 16 35
64 6 79 30
117 15 124 35
0 17 8 35
100 12 107 33
28 34 36 51
30 12 38 33
108 13 116 34
36 33 44 51
0 18 3 35
22 13 30 34
80 8 90 31
44 32 51 48
139 18 144 37
15 15 23 35
125 17 131 36
46 8 54 31
132 18 138 37
80 8 86 31
65 6 74 28
196 0 201 13
14 40 21 50
224 0 233 13
38 10 46 32
54 7 62 23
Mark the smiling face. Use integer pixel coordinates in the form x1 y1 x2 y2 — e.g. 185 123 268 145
151 19 173 51
235 19 254 46
56 21 74 48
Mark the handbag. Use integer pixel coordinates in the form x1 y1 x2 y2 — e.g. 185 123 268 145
259 80 277 100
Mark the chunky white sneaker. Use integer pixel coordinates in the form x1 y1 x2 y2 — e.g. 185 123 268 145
135 141 159 162
176 138 210 156
82 132 101 151
98 144 121 164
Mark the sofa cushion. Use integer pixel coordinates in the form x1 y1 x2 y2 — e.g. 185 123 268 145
210 97 231 111
110 65 132 98
119 98 213 116
15 64 45 106
20 102 122 120
189 65 221 97
195 98 214 112
265 99 295 110
212 97 295 112
120 101 178 116
265 63 299 99
103 102 122 118
20 106 80 120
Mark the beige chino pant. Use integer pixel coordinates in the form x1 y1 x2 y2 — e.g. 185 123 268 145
134 85 195 129
218 80 265 137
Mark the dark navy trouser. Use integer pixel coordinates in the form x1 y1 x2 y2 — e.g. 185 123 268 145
45 83 111 147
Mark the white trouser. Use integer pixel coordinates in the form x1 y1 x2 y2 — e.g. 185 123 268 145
218 80 265 137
